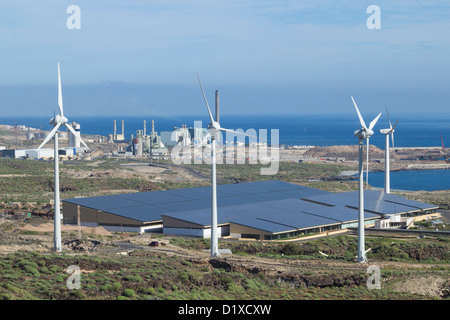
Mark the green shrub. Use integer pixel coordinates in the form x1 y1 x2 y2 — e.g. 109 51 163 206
139 287 156 295
111 282 122 292
70 290 85 299
123 288 135 298
188 271 204 286
181 260 192 267
178 272 189 283
122 275 143 283
100 285 110 292
23 265 40 277
0 293 13 300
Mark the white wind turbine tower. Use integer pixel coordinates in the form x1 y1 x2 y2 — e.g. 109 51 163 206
38 63 89 252
365 134 370 189
351 96 381 263
197 73 252 258
380 107 399 194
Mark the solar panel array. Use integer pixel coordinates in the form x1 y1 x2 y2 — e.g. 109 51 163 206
63 180 437 235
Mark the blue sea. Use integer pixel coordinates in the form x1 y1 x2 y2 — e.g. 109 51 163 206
2 113 450 191
367 169 450 192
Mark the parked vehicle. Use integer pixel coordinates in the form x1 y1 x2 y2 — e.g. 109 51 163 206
149 241 159 247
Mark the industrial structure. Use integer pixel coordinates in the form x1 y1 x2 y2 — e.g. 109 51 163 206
108 119 168 156
130 120 167 156
62 180 440 239
108 120 125 142
67 122 81 148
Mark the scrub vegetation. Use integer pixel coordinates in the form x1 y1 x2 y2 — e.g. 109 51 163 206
0 158 449 300
0 235 448 301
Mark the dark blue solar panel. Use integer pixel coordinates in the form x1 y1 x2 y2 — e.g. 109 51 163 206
162 208 212 226
157 199 211 212
165 186 235 200
116 191 192 205
218 196 259 207
104 205 172 222
64 180 438 234
246 192 294 202
257 210 339 230
230 217 295 233
300 205 379 222
249 180 303 192
304 190 435 214
285 188 330 199
216 182 265 195
64 195 140 210
303 190 437 215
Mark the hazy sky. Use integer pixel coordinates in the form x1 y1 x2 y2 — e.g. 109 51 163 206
0 1 449 116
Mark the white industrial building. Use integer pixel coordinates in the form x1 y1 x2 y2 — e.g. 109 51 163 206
67 122 81 148
25 148 54 159
0 148 53 159
160 125 192 147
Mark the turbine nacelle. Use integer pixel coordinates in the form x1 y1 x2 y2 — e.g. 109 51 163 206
354 128 374 140
50 114 68 126
379 128 393 135
208 120 221 132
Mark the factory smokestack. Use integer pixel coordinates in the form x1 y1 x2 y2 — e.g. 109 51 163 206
143 120 146 136
114 120 117 136
121 120 125 136
215 90 219 123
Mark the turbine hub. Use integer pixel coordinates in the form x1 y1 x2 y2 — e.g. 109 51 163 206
354 128 373 139
54 114 68 124
208 121 220 131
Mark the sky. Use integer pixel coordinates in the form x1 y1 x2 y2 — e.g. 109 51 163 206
0 1 449 117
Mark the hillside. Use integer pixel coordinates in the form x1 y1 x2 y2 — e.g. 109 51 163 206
0 217 449 301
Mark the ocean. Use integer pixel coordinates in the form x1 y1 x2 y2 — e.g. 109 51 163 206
3 113 450 148
367 169 450 192
2 113 450 191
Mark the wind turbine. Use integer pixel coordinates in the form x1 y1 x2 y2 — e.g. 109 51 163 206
351 96 381 263
379 107 399 194
197 73 252 258
38 63 89 252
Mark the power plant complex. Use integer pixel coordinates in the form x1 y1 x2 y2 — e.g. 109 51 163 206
0 121 88 159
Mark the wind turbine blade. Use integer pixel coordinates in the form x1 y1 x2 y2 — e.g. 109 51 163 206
65 123 89 149
58 63 64 116
351 96 367 129
196 73 215 124
386 106 392 129
38 122 61 149
368 113 382 130
220 127 256 138
392 118 399 130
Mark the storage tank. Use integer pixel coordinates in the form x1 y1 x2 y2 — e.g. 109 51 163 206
26 132 35 140
68 122 81 147
133 138 139 156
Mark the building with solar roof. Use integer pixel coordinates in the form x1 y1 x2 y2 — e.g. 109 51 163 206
62 180 440 240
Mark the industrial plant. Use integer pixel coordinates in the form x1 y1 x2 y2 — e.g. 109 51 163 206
0 121 88 159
